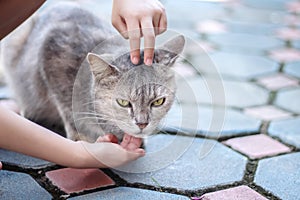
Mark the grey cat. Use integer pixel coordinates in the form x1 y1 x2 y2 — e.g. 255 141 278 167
2 2 185 142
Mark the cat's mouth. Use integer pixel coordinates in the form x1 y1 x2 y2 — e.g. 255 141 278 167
126 127 159 138
127 132 148 138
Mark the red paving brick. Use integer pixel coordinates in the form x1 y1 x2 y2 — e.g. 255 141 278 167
275 28 300 40
269 48 300 62
223 134 291 159
46 168 115 194
244 105 292 121
286 1 300 14
198 185 268 200
257 73 299 90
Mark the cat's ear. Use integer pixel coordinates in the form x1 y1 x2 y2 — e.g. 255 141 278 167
87 53 119 77
154 35 185 66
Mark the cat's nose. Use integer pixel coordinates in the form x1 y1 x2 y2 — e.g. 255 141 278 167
136 123 148 130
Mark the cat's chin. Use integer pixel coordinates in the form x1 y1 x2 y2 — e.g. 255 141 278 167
126 132 148 139
125 130 152 139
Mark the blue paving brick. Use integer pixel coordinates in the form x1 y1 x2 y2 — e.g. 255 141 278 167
227 5 286 24
161 104 261 138
242 0 293 11
0 170 52 200
284 62 300 79
165 1 226 29
208 33 284 55
176 77 269 108
0 149 53 169
112 134 247 190
209 52 279 80
293 40 300 49
268 117 300 148
69 187 189 200
275 88 300 114
255 152 300 200
0 86 11 99
224 20 282 35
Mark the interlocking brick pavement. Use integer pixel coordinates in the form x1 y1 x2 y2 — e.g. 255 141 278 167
1 0 299 199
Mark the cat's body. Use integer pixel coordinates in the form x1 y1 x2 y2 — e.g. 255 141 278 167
2 2 184 142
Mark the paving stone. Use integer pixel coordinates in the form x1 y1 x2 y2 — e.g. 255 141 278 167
165 1 226 27
162 104 261 138
223 134 291 159
173 62 198 79
208 33 284 55
46 168 115 194
284 15 300 26
275 28 300 41
208 52 279 80
286 1 300 14
69 187 190 200
269 117 300 148
293 40 300 49
198 185 267 200
112 134 247 190
242 0 293 11
257 73 299 90
269 48 300 63
284 62 300 79
0 86 11 99
0 149 53 169
196 20 227 34
223 20 282 35
183 40 216 56
0 170 52 199
226 5 286 24
275 88 300 114
255 152 300 200
244 105 292 121
176 77 269 108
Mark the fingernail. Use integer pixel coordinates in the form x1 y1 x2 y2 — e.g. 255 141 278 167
145 58 152 66
132 56 139 64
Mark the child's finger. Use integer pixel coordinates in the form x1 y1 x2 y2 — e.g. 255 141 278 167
96 134 118 143
126 137 143 151
120 133 131 148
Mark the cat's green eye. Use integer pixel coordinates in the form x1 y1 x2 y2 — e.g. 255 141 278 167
116 99 131 107
152 98 165 107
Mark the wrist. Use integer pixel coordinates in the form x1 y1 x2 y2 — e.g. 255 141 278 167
72 141 106 168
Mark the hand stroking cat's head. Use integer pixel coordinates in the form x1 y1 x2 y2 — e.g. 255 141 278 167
87 35 185 138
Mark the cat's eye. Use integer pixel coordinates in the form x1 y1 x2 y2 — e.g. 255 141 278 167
152 98 165 107
116 99 131 107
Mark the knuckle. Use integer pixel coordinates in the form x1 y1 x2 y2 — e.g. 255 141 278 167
129 31 141 40
154 7 163 15
144 31 155 40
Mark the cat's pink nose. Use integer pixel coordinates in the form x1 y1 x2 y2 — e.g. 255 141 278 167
136 123 148 129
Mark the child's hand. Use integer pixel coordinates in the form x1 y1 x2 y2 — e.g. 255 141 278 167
111 0 167 66
120 133 143 151
76 133 145 168
97 133 143 151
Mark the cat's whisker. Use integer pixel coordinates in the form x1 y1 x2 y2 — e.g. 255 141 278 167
74 112 104 117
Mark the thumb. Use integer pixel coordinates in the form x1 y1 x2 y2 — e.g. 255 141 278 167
126 148 146 161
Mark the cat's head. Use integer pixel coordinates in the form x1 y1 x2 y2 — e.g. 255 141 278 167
87 35 185 137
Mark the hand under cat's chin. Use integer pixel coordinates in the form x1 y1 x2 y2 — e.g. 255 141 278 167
120 133 143 151
96 133 143 151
